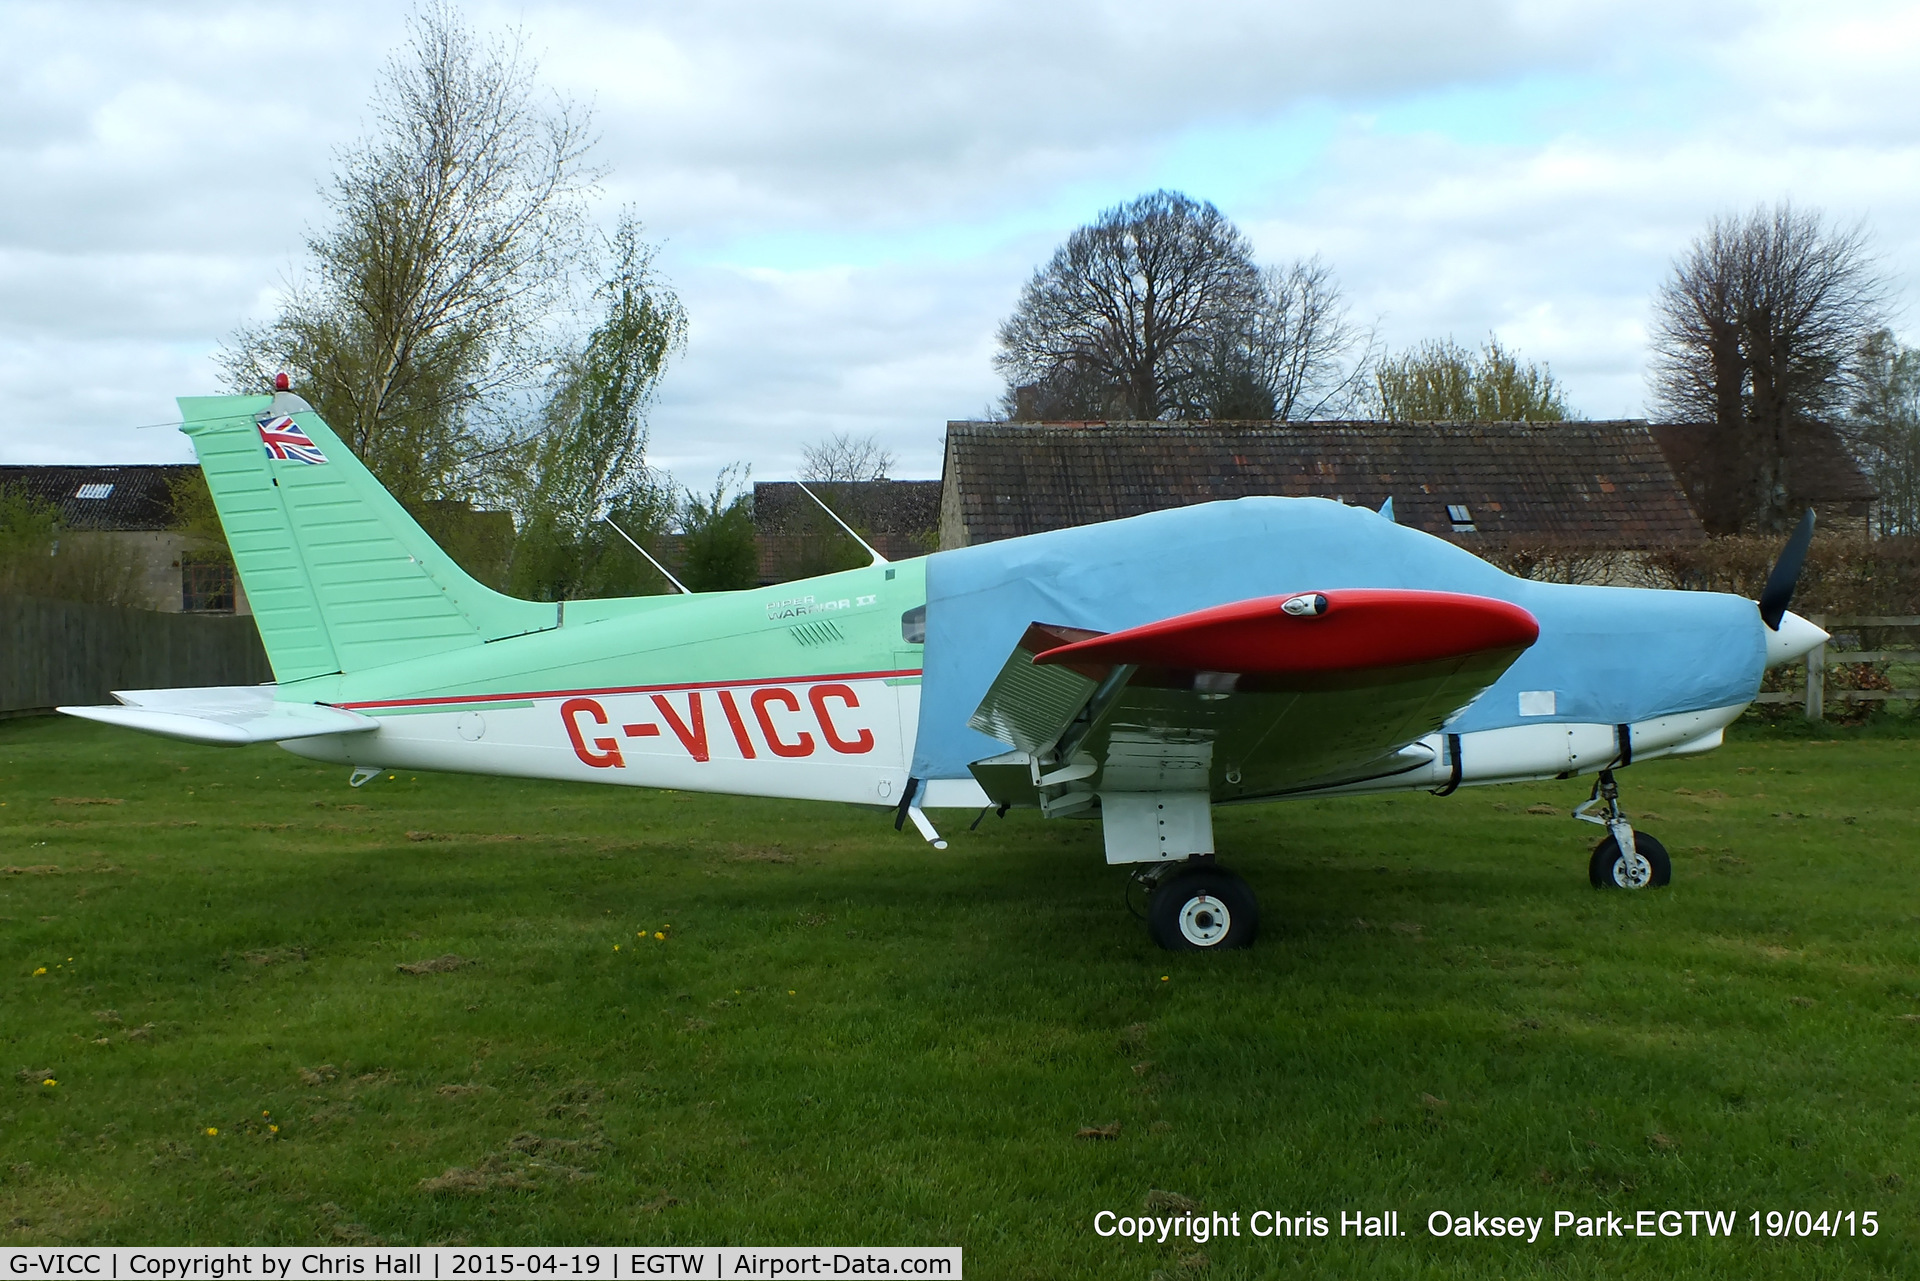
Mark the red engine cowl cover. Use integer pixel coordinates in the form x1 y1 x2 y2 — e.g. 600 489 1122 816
1030 589 1540 675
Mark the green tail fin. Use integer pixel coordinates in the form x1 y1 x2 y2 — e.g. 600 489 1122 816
178 392 555 683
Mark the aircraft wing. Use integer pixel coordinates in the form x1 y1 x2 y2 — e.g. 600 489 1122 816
965 589 1538 812
58 686 379 746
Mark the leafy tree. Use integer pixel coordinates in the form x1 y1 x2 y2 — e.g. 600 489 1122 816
1372 336 1571 422
677 468 759 592
220 2 597 506
0 485 144 606
0 485 60 588
508 215 687 600
996 190 1262 420
166 470 229 557
1650 204 1889 533
1848 328 1920 536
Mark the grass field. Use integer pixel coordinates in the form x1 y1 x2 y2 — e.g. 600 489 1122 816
3 713 1918 1278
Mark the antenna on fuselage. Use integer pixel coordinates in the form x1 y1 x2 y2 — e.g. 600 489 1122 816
793 480 889 567
602 516 693 595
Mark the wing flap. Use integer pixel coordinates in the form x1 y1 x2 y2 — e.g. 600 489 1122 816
966 623 1104 755
59 686 378 746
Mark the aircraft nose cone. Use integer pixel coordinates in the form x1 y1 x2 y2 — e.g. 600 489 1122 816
1764 609 1829 668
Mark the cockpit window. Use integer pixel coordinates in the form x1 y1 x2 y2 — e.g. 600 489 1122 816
900 604 926 645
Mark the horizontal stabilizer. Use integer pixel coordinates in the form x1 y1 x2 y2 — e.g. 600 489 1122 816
59 686 378 746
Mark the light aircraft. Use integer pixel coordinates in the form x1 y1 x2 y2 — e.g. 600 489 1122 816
62 387 1829 950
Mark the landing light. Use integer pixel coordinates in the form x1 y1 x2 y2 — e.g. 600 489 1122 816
1281 593 1329 617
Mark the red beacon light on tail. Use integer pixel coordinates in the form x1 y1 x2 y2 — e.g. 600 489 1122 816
274 373 290 392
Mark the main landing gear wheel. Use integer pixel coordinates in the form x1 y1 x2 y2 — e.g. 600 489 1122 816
1589 831 1671 889
1148 865 1260 951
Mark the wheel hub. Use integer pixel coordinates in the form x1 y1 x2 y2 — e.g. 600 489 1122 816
1177 894 1231 946
1614 851 1653 888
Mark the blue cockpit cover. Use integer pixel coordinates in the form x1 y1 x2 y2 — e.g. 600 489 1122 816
910 498 1765 780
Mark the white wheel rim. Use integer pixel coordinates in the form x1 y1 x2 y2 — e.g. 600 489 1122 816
1178 894 1231 946
1614 852 1652 888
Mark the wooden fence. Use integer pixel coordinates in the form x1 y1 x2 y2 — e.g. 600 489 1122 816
1 594 272 716
1752 615 1920 718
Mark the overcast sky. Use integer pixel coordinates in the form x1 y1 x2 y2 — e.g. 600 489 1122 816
3 0 1917 483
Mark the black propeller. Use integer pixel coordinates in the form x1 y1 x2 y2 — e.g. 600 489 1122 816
1758 508 1816 632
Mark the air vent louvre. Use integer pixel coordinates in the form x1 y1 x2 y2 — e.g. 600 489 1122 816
789 620 845 647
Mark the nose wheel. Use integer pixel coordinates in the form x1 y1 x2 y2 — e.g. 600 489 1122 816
1575 767 1670 890
1589 831 1671 888
1141 863 1260 950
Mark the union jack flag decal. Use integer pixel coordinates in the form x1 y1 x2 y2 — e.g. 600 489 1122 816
256 414 328 465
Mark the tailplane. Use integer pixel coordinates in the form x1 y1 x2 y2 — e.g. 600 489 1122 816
179 391 556 683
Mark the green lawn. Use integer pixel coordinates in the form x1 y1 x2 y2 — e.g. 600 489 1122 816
3 714 1917 1278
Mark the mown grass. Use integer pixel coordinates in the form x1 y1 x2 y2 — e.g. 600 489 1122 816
2 713 1918 1278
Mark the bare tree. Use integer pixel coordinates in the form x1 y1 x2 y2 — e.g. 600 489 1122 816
801 432 896 482
1235 259 1375 419
1373 336 1571 422
222 2 599 504
1650 204 1889 533
996 190 1262 420
1848 328 1920 536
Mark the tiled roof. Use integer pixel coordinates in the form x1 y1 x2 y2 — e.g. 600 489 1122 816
0 464 195 532
942 421 1706 549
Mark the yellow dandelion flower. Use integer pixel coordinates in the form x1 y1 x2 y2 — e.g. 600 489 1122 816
613 945 621 951
654 932 665 941
262 1110 270 1117
33 967 46 976
1161 976 1170 982
42 1078 56 1087
269 1125 279 1134
788 989 796 995
206 1127 218 1136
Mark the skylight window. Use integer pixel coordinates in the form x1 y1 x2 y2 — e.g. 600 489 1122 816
1446 503 1476 533
74 483 114 499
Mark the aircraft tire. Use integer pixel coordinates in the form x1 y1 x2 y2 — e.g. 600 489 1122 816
1148 866 1260 951
1589 832 1671 889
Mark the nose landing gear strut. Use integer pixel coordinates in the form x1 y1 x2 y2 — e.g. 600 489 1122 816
1574 767 1671 889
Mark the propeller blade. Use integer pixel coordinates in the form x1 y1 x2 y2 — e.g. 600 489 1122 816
1758 508 1816 631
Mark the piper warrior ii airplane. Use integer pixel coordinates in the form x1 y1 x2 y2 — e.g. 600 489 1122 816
63 388 1830 951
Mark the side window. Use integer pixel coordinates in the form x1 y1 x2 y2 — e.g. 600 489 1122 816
900 604 926 645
